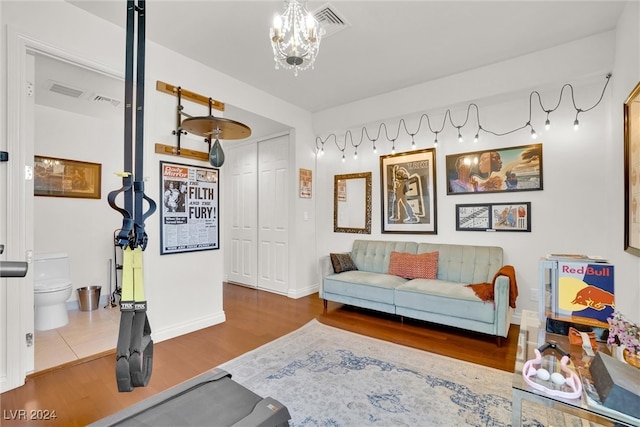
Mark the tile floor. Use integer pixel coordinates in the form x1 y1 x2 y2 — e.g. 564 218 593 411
34 305 121 372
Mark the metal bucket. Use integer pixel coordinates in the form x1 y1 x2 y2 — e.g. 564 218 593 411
77 285 101 311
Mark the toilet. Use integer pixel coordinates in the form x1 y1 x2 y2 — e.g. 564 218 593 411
34 252 73 331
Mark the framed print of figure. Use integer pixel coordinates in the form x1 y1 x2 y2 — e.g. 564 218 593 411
380 148 437 234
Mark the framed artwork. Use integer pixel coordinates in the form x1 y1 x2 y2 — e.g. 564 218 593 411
299 168 312 198
624 81 640 256
380 148 437 234
160 161 219 254
34 156 101 199
456 202 531 232
445 143 543 195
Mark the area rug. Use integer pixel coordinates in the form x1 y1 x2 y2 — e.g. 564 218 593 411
220 320 590 427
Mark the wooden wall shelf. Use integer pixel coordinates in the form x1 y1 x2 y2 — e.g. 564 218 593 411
156 81 224 111
155 143 209 162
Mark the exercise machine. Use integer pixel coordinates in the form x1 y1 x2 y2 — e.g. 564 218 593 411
88 369 290 427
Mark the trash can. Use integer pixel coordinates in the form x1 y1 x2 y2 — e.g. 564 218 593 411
77 285 101 311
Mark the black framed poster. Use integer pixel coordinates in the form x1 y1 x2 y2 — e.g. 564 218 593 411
160 161 219 254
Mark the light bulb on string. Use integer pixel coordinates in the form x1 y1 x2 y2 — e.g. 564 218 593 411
530 128 537 139
473 133 479 143
353 149 358 160
457 128 463 143
411 136 416 149
434 132 439 147
545 112 551 131
341 152 346 162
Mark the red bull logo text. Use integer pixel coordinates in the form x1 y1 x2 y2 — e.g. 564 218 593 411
561 265 611 276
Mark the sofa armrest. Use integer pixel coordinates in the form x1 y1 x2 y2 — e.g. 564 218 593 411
493 274 513 338
319 256 334 297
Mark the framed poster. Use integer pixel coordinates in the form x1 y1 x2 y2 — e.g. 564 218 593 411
456 202 531 232
299 168 312 198
445 143 542 194
380 148 437 234
34 156 101 199
160 161 219 254
624 81 640 256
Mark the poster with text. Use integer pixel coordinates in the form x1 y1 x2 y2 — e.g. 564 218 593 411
160 161 219 254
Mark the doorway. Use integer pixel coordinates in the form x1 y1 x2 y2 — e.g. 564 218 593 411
31 51 124 373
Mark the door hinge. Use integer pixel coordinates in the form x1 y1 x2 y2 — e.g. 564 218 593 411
26 81 34 97
26 333 33 347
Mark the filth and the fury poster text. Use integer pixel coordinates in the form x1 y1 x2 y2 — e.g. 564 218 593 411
160 161 219 254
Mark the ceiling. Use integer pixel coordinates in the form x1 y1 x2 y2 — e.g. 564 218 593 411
65 0 625 114
38 1 625 140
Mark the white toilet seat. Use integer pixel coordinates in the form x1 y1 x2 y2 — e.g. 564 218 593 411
35 279 72 293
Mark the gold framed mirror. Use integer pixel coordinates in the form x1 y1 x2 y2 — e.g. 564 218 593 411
334 172 372 234
624 81 640 256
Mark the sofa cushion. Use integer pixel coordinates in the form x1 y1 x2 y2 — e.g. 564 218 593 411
330 253 358 273
323 271 407 305
388 251 439 279
416 243 503 284
395 279 496 323
351 240 418 273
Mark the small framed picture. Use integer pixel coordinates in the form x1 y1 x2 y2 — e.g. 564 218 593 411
299 168 312 198
456 202 531 232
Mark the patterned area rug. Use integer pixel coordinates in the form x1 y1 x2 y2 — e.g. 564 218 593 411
220 320 591 427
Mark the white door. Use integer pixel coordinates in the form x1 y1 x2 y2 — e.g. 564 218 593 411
257 135 289 294
226 142 258 287
0 43 36 393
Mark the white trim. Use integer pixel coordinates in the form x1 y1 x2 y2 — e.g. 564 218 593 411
151 312 226 344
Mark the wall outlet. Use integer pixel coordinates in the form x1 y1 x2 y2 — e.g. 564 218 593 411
529 288 539 302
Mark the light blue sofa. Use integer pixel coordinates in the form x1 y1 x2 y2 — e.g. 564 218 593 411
321 239 513 344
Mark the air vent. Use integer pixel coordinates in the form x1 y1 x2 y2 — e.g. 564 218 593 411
92 94 121 107
47 80 85 98
313 3 349 38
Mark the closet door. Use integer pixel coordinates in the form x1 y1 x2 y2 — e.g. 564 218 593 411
257 135 289 294
226 143 258 287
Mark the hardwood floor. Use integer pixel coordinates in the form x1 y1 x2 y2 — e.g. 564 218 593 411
1 283 518 426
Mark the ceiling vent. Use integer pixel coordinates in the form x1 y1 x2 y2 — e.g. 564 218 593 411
91 94 121 107
313 3 350 38
46 80 85 98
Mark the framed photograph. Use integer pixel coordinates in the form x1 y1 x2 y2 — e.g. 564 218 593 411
299 168 312 198
456 202 531 232
624 81 640 256
336 178 347 202
445 143 542 195
34 156 101 199
380 148 437 234
160 161 219 254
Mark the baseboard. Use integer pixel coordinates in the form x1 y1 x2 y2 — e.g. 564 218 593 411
151 311 226 343
287 284 319 299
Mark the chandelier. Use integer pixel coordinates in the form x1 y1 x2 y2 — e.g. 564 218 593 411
270 0 324 76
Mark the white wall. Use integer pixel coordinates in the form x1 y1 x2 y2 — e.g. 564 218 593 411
34 105 123 301
312 17 640 325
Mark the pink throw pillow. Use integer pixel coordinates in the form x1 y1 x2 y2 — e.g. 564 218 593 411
388 251 439 279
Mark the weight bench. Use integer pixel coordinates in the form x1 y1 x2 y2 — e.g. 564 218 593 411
89 369 291 427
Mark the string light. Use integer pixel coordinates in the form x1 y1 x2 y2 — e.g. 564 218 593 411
315 74 611 161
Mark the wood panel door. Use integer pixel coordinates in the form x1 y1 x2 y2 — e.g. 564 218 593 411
226 142 258 287
257 135 289 294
